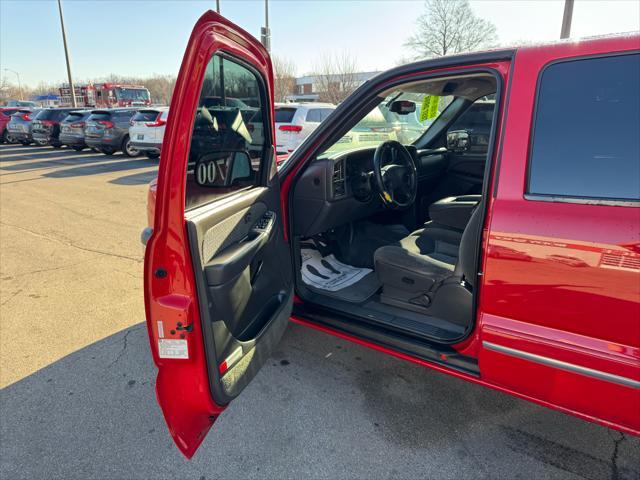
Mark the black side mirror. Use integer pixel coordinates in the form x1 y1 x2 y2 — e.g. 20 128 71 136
388 100 416 115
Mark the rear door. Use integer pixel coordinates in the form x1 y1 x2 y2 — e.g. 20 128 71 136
144 11 293 458
480 37 640 434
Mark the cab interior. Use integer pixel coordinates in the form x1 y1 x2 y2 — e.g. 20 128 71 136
290 72 499 344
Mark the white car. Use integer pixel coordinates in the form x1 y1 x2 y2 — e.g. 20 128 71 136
129 107 169 159
274 102 335 153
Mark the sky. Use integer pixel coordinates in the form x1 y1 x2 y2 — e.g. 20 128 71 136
1 0 639 87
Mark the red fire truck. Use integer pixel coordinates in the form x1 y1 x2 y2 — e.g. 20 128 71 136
58 83 151 108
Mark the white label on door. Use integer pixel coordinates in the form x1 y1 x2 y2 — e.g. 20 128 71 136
157 320 164 339
158 339 188 359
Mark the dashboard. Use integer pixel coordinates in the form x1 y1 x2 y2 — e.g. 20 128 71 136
292 147 382 238
292 137 488 238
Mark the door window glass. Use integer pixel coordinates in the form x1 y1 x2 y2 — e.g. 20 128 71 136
528 54 640 201
185 54 268 210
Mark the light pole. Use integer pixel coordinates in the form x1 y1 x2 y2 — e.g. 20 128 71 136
3 68 23 100
560 0 574 39
261 0 271 52
216 0 220 13
57 0 77 107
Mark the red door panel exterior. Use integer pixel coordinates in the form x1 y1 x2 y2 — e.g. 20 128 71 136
480 35 640 434
144 11 274 458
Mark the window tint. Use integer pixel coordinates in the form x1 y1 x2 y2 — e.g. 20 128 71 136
88 112 111 121
529 54 640 201
185 54 268 210
305 108 333 123
275 107 296 123
132 111 159 122
36 109 58 120
449 99 495 133
2 109 18 117
62 112 85 123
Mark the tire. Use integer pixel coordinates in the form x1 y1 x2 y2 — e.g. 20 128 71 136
101 147 115 155
51 143 62 149
72 146 85 152
122 135 140 157
21 140 31 146
146 152 160 159
1 130 7 143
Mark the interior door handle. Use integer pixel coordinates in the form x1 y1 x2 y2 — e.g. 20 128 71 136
204 212 275 286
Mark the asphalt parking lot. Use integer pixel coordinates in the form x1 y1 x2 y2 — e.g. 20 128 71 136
1 144 638 480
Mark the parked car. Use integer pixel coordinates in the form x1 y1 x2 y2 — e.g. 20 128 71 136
5 100 38 108
59 110 93 151
128 107 169 159
31 108 76 147
275 102 335 153
142 12 640 458
6 109 38 145
0 107 22 143
84 108 140 156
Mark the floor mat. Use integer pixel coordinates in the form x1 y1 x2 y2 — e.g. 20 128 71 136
301 248 380 303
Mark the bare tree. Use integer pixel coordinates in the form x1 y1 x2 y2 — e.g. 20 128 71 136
313 52 360 104
405 0 497 58
272 56 297 102
0 78 22 104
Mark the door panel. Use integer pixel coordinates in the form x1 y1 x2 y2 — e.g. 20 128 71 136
144 10 292 458
186 185 293 404
480 37 640 434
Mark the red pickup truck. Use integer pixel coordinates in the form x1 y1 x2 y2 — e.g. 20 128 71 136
142 11 639 458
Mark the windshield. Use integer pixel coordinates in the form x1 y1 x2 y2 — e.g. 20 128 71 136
320 91 453 156
116 88 150 102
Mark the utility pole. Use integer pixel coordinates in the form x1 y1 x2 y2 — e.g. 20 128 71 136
560 0 574 39
4 69 23 100
57 0 77 107
260 0 271 52
216 0 220 13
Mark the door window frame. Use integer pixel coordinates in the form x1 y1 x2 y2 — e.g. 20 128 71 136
524 51 640 208
283 62 509 346
184 50 276 212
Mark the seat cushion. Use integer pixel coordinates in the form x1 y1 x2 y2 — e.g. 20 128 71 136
374 224 462 293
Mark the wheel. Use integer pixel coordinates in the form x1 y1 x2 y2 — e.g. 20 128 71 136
72 146 85 152
52 143 62 149
1 130 7 143
146 152 160 159
101 147 115 155
21 140 31 146
122 135 140 157
90 147 99 153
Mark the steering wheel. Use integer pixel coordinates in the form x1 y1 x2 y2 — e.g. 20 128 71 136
373 140 417 208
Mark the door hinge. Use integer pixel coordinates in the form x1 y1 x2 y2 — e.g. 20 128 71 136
176 322 193 332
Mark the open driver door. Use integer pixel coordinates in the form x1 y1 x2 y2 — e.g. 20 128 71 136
144 11 293 458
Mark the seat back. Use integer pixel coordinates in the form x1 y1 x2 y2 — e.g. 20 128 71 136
453 203 482 288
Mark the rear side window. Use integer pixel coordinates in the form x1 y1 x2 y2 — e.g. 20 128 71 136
449 99 494 133
528 54 640 202
185 53 269 210
63 113 84 122
88 112 111 121
35 110 57 120
305 108 333 123
132 111 159 122
275 108 296 123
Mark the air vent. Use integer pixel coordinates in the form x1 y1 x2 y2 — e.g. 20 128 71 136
333 160 346 197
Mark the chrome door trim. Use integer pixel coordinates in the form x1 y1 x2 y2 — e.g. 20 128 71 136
483 341 640 389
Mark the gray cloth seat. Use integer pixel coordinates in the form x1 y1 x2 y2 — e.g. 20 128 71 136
373 195 482 323
374 223 462 291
